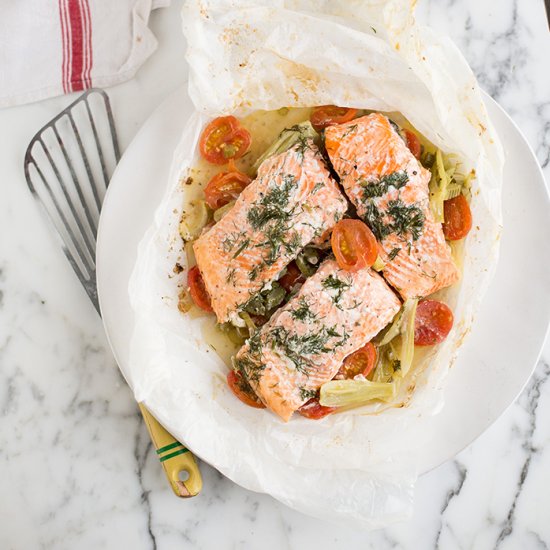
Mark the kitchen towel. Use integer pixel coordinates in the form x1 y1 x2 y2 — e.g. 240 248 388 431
0 0 170 108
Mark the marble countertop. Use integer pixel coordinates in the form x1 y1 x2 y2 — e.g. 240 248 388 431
1 1 549 548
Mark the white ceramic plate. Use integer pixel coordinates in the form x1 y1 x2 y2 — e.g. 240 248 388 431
97 86 550 473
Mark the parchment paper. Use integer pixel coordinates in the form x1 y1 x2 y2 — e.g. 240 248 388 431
128 0 504 529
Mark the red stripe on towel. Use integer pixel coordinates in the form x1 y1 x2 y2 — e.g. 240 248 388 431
80 0 93 88
58 0 70 93
66 0 85 92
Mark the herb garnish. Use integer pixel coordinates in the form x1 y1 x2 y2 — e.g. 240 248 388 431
226 267 237 285
290 297 316 321
386 200 425 241
388 247 401 261
299 387 317 401
266 325 349 374
363 201 391 241
361 171 409 199
232 238 250 259
322 274 351 305
359 170 425 242
247 175 296 230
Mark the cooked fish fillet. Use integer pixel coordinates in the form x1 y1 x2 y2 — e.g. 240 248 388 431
325 113 459 300
235 259 401 421
194 140 347 324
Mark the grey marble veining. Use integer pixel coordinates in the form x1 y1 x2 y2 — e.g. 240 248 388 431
0 0 549 548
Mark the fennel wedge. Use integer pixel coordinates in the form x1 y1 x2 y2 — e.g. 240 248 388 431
251 121 319 173
320 378 396 408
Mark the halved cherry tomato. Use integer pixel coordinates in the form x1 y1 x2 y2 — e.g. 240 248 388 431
227 371 266 409
414 300 454 346
442 195 473 241
278 261 305 292
403 129 422 159
298 398 336 420
339 342 377 379
310 105 358 131
331 219 378 272
199 116 251 165
187 266 213 312
204 168 251 210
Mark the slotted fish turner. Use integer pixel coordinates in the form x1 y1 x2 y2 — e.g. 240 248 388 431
23 88 202 497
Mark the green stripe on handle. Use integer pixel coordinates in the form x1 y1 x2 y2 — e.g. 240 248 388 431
156 441 184 455
159 448 189 462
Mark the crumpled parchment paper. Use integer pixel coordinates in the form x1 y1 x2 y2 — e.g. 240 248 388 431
128 0 504 529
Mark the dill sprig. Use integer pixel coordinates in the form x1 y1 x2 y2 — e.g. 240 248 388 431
266 325 348 375
290 297 316 321
387 199 425 241
322 274 351 305
299 387 317 401
388 247 401 261
361 171 409 199
247 175 296 230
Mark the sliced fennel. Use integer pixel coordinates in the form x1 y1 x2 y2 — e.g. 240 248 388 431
428 149 474 223
389 298 418 378
218 322 248 346
213 200 236 222
371 298 418 382
320 378 396 408
252 121 319 173
370 347 397 383
377 308 403 346
239 311 257 332
184 240 197 269
179 199 210 241
372 256 385 272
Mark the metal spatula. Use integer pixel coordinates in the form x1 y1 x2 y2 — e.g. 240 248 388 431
23 88 202 497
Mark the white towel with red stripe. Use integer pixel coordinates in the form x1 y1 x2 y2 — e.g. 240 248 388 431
0 0 170 108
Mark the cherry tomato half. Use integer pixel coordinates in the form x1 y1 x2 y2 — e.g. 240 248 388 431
278 261 305 292
298 398 336 420
199 116 251 165
204 169 251 210
339 342 378 379
310 106 358 131
414 300 454 346
187 266 213 312
442 194 473 241
331 219 378 272
227 371 266 409
403 129 422 159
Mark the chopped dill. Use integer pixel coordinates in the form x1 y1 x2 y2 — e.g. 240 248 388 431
386 199 425 241
232 238 250 258
388 247 401 261
222 230 244 252
249 265 260 281
322 274 351 304
361 171 409 199
247 175 296 230
226 267 237 285
266 324 348 375
312 181 324 194
290 297 316 321
363 201 392 241
341 124 358 139
299 387 317 401
361 198 425 242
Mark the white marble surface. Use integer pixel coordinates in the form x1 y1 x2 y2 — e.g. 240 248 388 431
0 1 549 548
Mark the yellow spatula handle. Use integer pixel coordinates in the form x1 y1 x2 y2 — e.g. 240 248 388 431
138 403 202 497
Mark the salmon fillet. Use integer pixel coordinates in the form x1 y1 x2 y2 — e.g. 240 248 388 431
234 259 401 421
325 113 459 300
194 140 347 324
